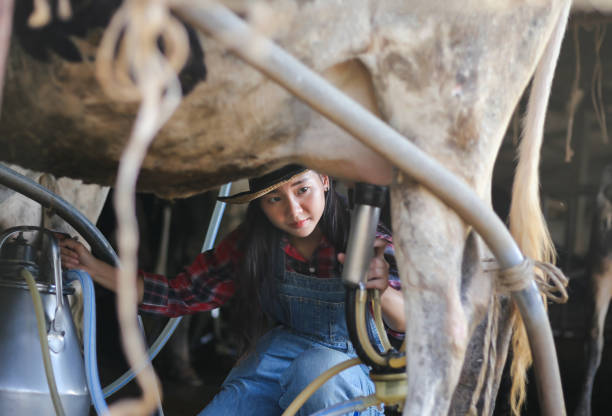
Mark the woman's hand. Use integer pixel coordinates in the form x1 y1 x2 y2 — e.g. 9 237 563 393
58 237 98 275
338 238 404 332
337 238 390 292
57 236 129 297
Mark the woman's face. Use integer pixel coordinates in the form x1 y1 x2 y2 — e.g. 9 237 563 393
259 171 329 239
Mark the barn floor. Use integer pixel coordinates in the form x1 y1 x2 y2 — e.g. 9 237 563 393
96 324 612 416
98 335 235 416
92 194 612 415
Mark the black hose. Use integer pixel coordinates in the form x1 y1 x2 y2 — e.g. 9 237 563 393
0 164 118 266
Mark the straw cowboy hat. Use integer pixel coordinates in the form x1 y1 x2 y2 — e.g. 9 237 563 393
217 164 308 204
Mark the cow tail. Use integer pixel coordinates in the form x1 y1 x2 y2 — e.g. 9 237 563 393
507 1 571 415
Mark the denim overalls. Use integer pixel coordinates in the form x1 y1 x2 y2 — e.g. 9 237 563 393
199 251 384 416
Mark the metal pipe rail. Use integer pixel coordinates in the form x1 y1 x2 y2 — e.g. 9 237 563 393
174 3 565 415
0 164 118 266
0 164 232 403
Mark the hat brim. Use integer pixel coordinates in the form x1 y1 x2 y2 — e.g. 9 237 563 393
217 170 308 204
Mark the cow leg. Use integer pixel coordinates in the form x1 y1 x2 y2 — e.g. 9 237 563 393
391 181 472 415
575 260 612 416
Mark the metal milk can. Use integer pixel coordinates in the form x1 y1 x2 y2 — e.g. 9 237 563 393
0 226 90 415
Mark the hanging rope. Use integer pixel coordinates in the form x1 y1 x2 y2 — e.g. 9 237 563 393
490 258 568 304
511 106 520 147
96 0 189 102
591 24 608 144
94 1 189 415
28 0 71 28
564 24 584 163
468 292 497 416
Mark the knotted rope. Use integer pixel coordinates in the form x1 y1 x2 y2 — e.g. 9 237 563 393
591 23 608 144
564 24 583 163
96 0 189 102
28 0 71 28
94 1 189 415
493 258 569 304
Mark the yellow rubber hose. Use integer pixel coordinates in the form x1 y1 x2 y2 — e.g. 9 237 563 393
369 289 392 352
22 268 66 416
281 357 362 416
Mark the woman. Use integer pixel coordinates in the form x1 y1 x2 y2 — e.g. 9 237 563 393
60 164 405 416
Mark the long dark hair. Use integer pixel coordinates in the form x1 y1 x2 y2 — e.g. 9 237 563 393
229 176 350 355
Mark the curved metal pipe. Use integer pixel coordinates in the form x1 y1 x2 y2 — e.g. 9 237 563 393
174 4 564 414
0 164 232 400
0 164 118 266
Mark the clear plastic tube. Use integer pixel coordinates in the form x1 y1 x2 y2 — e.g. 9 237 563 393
66 270 109 415
102 316 182 398
103 183 231 398
281 358 362 416
22 268 67 416
309 395 381 416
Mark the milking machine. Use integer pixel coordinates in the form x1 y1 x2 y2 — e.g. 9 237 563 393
0 163 122 415
0 226 89 415
0 161 559 415
1 155 404 416
342 183 406 411
283 183 406 416
0 163 231 415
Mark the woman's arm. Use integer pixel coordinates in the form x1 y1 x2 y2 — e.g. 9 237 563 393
59 238 142 298
379 283 405 332
59 230 240 315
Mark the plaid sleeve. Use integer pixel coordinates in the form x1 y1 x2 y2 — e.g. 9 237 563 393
139 229 240 316
376 227 404 341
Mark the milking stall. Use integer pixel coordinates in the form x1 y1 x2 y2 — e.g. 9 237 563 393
1 1 612 415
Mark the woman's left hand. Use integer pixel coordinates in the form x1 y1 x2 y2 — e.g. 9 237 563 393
337 238 390 292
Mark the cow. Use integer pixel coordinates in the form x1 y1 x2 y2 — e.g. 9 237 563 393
0 163 108 239
575 164 612 416
0 162 109 340
0 0 585 415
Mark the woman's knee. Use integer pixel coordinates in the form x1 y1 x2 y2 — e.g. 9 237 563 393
199 380 282 415
279 347 374 414
288 347 352 384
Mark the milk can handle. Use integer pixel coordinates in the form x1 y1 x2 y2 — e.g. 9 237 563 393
0 225 42 252
0 226 66 333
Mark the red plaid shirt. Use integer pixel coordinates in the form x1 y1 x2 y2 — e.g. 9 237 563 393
140 227 402 338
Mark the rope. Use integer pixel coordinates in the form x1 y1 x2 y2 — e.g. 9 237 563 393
532 259 569 304
483 298 500 416
491 258 569 304
28 0 71 28
564 24 583 163
468 292 495 416
94 1 189 415
591 24 608 144
95 0 189 103
511 106 520 147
